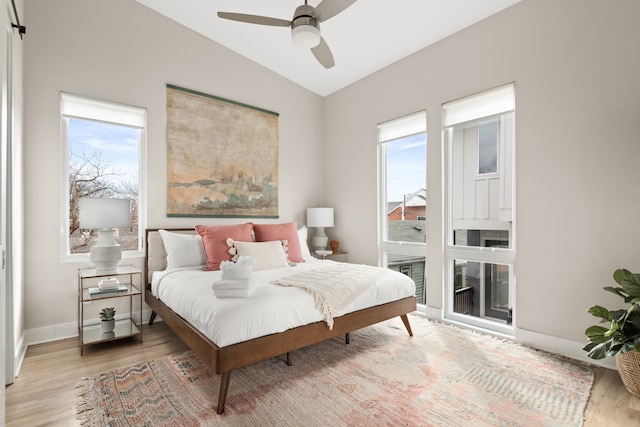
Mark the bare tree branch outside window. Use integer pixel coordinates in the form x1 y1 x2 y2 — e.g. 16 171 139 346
67 117 140 254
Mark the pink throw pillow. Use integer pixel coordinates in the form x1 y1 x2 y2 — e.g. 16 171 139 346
253 222 303 263
195 223 253 271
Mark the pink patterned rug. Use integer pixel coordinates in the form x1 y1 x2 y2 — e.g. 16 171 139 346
76 315 594 426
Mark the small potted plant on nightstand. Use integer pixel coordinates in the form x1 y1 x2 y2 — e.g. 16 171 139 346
100 307 116 333
584 268 640 398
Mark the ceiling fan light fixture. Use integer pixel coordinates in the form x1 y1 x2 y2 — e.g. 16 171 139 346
291 18 321 48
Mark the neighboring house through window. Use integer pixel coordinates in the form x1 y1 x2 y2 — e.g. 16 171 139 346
60 93 146 262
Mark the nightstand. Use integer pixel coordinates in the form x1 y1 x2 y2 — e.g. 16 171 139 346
77 265 143 354
313 251 348 262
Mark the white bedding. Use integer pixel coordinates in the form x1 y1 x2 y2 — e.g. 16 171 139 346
151 258 415 348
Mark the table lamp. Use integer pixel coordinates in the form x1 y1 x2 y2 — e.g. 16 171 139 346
306 207 334 251
79 198 131 272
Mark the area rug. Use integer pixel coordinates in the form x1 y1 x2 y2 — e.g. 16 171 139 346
76 315 594 426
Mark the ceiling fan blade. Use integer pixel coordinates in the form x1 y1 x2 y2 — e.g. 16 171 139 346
314 0 357 22
311 37 335 69
217 12 291 27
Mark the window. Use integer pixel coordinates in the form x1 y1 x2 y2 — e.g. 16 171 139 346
478 118 498 174
443 84 515 334
378 111 426 304
60 93 146 261
400 265 412 277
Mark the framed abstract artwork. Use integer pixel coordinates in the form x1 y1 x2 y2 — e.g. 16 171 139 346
166 84 279 218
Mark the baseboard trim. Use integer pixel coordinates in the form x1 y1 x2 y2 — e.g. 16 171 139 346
414 307 616 371
24 309 157 347
516 327 616 370
422 305 442 320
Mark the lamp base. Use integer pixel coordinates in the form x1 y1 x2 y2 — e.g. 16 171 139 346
311 236 329 251
311 226 329 251
90 229 122 272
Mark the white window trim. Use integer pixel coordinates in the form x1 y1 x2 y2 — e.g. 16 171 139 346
377 111 427 309
59 93 147 263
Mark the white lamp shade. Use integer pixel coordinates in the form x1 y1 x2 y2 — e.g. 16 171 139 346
79 198 131 229
292 24 321 48
307 208 334 227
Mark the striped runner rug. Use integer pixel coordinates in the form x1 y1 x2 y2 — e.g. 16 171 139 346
76 315 594 426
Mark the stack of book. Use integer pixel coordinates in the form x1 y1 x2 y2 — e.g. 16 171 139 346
88 278 128 296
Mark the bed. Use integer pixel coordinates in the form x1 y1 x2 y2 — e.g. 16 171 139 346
144 227 417 414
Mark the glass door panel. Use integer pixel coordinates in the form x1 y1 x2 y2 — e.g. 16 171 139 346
452 258 512 324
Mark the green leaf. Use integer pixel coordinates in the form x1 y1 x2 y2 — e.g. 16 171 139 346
626 307 640 330
620 273 640 298
587 305 611 321
613 268 630 286
585 325 609 343
586 342 610 359
609 308 628 321
619 342 636 354
603 286 628 299
607 342 625 356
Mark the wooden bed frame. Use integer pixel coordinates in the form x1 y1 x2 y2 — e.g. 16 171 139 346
144 228 416 414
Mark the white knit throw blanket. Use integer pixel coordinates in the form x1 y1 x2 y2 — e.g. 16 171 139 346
272 264 386 330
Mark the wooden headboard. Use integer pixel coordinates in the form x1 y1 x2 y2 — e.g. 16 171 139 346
144 228 197 285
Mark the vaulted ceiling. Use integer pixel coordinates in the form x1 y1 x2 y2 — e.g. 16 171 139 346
135 0 522 96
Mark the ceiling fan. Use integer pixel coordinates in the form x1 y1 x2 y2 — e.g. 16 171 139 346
217 0 357 69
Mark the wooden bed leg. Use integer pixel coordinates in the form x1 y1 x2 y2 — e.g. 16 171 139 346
286 352 292 366
400 314 413 336
345 333 350 344
216 372 232 414
148 311 157 326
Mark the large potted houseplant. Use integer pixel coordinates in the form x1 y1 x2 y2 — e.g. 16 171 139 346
584 268 640 397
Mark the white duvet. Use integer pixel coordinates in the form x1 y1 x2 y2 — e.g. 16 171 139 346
151 258 415 348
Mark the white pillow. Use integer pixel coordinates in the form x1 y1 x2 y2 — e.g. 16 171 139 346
297 227 312 260
158 229 206 270
233 240 289 271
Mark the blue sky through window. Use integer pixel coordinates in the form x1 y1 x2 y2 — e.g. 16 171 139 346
69 118 140 187
386 132 426 202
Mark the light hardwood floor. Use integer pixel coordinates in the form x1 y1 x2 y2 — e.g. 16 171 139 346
5 322 640 426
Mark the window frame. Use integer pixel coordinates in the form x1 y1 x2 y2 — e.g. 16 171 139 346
377 110 427 305
59 92 147 263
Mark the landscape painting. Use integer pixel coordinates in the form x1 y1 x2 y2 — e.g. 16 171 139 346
166 85 279 218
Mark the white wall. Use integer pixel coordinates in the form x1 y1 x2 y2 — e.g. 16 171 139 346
324 0 640 366
22 0 324 342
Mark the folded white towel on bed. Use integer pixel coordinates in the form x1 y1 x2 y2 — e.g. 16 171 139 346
213 287 254 298
212 279 253 290
220 256 255 280
221 266 253 280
